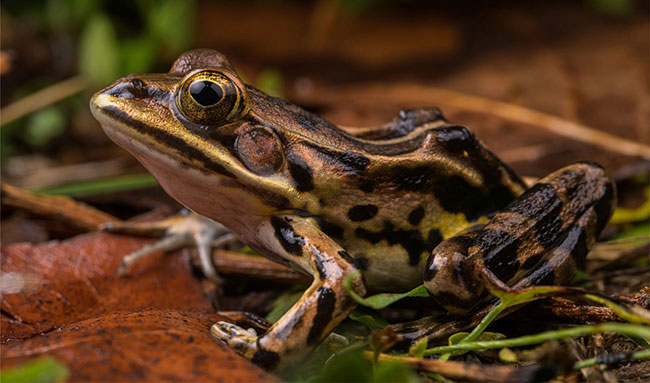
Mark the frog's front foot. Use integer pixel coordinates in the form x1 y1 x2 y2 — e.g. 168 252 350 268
102 211 234 283
211 321 259 360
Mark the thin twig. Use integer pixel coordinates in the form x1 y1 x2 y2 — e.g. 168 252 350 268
1 183 117 230
0 76 88 127
212 250 310 284
11 159 126 189
416 84 650 159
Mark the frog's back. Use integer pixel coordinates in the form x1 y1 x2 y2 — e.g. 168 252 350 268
250 93 527 290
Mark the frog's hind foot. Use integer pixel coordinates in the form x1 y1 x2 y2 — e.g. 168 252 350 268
211 321 260 360
102 211 234 283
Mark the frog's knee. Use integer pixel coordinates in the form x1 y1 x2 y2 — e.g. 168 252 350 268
424 234 483 314
345 268 367 297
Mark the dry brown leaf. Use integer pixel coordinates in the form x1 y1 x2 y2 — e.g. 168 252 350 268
1 232 275 381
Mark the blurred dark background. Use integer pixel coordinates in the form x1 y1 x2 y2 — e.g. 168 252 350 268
1 0 648 192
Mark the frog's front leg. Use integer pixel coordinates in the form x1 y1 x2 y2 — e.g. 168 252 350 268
102 212 231 283
425 162 616 313
211 215 365 369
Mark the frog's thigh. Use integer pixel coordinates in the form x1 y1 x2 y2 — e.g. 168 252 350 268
211 216 365 369
425 162 615 313
512 203 599 289
474 162 615 284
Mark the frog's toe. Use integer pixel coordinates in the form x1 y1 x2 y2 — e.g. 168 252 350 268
211 321 259 359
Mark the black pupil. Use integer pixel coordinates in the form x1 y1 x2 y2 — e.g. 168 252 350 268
189 80 223 106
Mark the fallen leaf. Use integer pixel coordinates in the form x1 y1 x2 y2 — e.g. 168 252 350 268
1 232 275 381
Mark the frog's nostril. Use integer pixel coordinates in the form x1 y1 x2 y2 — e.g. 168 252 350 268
127 79 149 99
103 79 148 99
129 78 146 89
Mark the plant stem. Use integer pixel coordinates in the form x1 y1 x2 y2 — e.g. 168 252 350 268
423 323 650 356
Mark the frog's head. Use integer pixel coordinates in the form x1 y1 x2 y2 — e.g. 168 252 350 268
90 49 311 232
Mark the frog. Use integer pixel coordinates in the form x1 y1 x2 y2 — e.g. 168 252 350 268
89 49 616 369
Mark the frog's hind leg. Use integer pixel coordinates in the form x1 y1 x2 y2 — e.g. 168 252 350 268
425 162 616 314
511 203 600 290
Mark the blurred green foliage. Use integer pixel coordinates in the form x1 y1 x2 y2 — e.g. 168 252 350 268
265 289 303 322
77 0 197 85
2 0 196 155
24 106 67 147
36 173 159 196
349 308 388 331
1 357 70 383
79 12 121 86
285 350 421 383
586 0 634 16
256 68 284 98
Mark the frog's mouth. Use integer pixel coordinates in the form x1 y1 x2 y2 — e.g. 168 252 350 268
90 94 178 168
90 90 241 180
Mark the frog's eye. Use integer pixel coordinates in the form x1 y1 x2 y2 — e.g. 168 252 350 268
176 70 247 125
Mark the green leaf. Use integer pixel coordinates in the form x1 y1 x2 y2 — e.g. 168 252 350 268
35 174 158 197
499 347 518 362
571 270 590 284
308 350 373 382
266 290 303 323
409 337 428 359
371 360 421 383
1 356 69 383
79 13 120 86
448 332 469 345
24 106 66 147
477 332 506 341
345 273 430 309
627 335 650 348
302 349 420 383
349 309 387 331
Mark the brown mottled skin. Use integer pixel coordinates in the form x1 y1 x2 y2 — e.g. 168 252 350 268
90 49 616 368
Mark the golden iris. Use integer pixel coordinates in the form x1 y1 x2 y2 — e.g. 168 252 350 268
176 70 247 125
